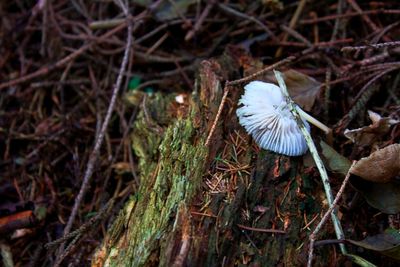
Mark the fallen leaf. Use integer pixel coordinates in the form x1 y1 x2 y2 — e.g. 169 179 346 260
351 176 400 214
350 144 400 183
125 90 145 106
112 162 132 175
265 69 321 111
11 228 34 239
262 0 283 12
319 140 352 176
344 110 399 146
344 254 377 267
348 228 400 260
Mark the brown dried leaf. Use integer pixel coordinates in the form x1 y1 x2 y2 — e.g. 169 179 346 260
351 177 400 214
348 228 400 260
344 110 399 146
111 162 131 175
265 69 321 111
262 0 283 11
350 144 400 183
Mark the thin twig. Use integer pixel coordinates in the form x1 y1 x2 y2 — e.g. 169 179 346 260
262 38 353 48
341 41 400 52
57 0 133 260
89 18 125 29
227 56 295 86
0 22 127 90
324 68 332 121
217 3 278 42
185 0 216 41
54 232 82 267
345 0 378 33
275 0 307 57
40 0 48 56
280 24 313 47
330 0 344 42
205 86 229 146
335 66 400 131
52 199 115 267
274 70 346 255
300 9 400 25
307 161 356 267
46 200 114 249
237 224 286 234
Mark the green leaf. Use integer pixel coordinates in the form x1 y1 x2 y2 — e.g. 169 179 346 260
128 76 141 91
345 254 377 267
85 211 98 219
34 205 48 221
348 229 400 260
144 87 154 95
319 140 352 176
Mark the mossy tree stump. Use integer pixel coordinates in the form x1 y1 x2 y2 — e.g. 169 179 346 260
93 51 338 267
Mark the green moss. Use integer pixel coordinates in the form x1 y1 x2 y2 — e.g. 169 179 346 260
126 117 206 266
105 96 208 266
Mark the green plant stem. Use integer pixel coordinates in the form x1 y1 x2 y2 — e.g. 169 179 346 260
274 70 346 254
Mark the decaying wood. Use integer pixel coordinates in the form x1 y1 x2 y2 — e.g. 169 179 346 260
92 51 339 266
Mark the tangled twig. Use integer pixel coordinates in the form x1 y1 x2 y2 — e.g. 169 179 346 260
55 0 133 264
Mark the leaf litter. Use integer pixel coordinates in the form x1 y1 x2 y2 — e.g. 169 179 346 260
0 0 400 266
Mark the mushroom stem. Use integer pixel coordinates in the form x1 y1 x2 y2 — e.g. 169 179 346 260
296 108 331 135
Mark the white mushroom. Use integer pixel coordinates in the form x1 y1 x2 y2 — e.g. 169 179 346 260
236 80 328 156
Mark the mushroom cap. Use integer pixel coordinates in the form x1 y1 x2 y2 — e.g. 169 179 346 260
236 81 310 156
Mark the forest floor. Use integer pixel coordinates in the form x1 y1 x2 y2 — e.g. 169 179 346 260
0 1 400 266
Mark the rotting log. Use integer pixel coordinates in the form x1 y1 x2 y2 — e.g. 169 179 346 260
93 50 341 267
